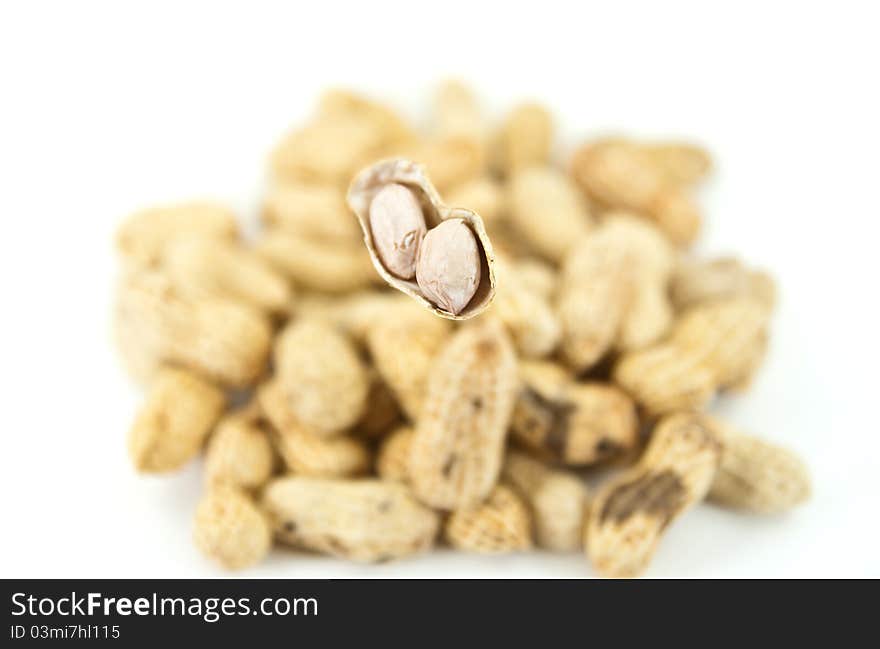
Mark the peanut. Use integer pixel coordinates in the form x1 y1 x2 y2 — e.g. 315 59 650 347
503 451 589 551
586 412 722 578
444 177 505 225
368 182 427 279
262 180 361 243
492 261 561 358
274 319 369 435
366 307 451 420
512 361 639 465
128 367 225 473
641 142 712 186
204 406 275 490
506 257 557 299
115 269 271 387
494 103 554 176
193 485 272 570
614 297 772 414
709 419 810 513
263 477 439 562
434 80 485 143
295 290 409 344
348 158 496 319
444 485 532 554
415 218 482 315
409 319 518 510
571 139 702 246
557 215 674 371
257 380 370 478
375 426 415 483
271 92 411 185
407 136 487 192
255 229 379 294
162 236 292 313
116 201 238 268
671 256 776 312
507 166 593 262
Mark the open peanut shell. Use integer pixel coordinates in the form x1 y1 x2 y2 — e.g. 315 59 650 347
347 158 496 320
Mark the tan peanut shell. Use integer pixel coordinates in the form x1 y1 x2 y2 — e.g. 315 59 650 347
671 257 776 312
494 103 554 176
708 421 810 513
507 257 557 299
257 381 370 478
586 412 722 578
502 451 589 551
271 91 413 186
641 143 712 186
347 158 496 319
255 229 379 294
404 136 488 192
492 261 561 358
416 81 489 190
434 80 486 141
444 485 533 554
507 166 593 263
670 297 771 388
722 331 769 393
115 270 271 387
128 367 225 473
295 290 409 344
162 236 292 313
262 180 361 243
263 477 439 562
116 201 238 268
375 426 415 483
444 177 505 225
614 297 771 414
274 319 369 435
557 215 675 371
204 407 275 490
571 139 701 246
366 308 451 420
193 485 272 570
512 361 638 465
409 319 519 510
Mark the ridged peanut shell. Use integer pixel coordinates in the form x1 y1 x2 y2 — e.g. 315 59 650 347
503 451 589 551
586 412 722 578
257 380 370 478
274 319 369 435
409 319 518 510
162 236 292 314
366 306 452 420
375 426 415 483
512 361 638 465
193 485 272 570
709 421 810 514
262 477 439 562
116 201 238 268
507 166 593 263
444 485 533 554
204 408 275 490
115 269 272 387
128 367 225 473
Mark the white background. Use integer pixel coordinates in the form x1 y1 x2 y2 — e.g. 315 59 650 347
1 1 878 578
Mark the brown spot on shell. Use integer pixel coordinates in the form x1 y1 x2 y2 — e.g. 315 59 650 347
516 387 575 460
599 470 686 528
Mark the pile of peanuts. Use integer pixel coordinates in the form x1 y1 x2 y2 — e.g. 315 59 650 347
114 81 809 577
